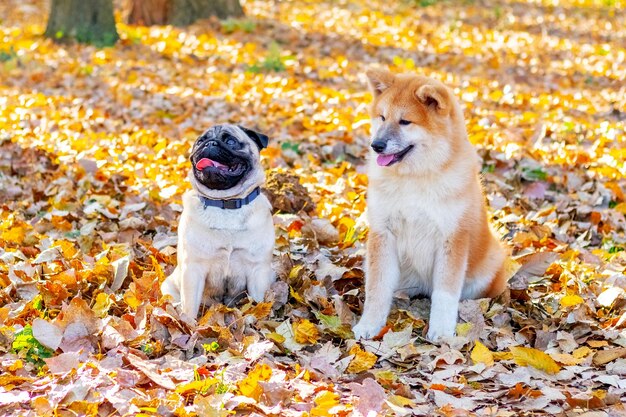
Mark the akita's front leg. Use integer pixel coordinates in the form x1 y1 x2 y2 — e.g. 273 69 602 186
427 234 469 340
353 230 400 339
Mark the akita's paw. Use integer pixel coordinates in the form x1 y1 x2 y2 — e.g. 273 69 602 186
353 320 385 340
426 318 456 341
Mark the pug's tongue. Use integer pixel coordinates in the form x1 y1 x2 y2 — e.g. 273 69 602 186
196 158 228 170
377 154 395 167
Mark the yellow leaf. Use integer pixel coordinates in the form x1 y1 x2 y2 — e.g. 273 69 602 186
387 395 415 407
293 319 319 345
247 302 273 319
266 332 285 344
2 225 26 245
347 344 377 373
311 390 340 417
493 351 513 361
176 378 218 395
573 346 592 359
503 257 522 280
123 291 141 309
510 346 561 374
8 359 23 372
455 322 473 337
92 293 113 318
471 341 494 367
560 294 584 307
289 286 305 304
67 401 98 416
53 240 78 259
238 364 272 400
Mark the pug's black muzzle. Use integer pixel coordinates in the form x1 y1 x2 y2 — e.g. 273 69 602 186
191 139 251 191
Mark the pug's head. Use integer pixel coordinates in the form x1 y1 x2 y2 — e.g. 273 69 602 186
189 124 268 198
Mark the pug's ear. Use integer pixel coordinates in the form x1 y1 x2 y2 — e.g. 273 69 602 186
238 126 269 150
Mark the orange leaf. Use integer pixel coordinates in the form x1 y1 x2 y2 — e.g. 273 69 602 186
238 364 272 400
347 344 377 373
293 319 320 345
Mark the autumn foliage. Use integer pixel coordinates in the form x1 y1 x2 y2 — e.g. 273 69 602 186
1 0 626 416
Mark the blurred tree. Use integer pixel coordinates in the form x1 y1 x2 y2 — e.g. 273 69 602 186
45 0 119 46
128 0 244 26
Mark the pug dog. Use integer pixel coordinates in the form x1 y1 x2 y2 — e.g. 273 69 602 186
161 124 275 320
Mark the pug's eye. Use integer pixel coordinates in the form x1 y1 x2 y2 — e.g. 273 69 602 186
225 137 237 147
380 115 386 121
399 119 411 125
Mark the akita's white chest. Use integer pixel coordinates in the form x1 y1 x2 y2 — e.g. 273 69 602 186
368 177 468 292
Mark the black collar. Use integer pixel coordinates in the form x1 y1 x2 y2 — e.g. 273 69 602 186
198 187 261 210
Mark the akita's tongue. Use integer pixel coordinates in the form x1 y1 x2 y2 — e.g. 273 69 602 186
377 154 395 167
196 158 228 170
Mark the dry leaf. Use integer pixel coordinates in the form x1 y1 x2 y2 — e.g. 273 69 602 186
238 364 272 400
293 319 320 345
560 294 584 307
471 341 494 367
593 347 626 366
310 390 340 417
510 346 561 374
347 344 377 373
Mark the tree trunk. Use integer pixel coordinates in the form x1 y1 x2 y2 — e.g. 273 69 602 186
128 0 244 26
128 0 170 26
45 0 119 46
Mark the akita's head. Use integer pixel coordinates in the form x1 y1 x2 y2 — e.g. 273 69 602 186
366 69 467 174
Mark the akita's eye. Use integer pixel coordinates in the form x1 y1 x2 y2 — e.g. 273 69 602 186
399 119 411 125
380 115 385 121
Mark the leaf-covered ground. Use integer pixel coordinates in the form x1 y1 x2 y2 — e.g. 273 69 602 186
1 0 626 415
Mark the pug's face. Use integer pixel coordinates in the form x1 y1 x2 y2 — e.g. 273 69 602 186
190 124 268 191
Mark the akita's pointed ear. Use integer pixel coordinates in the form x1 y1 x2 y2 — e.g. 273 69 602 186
416 83 449 115
366 68 395 97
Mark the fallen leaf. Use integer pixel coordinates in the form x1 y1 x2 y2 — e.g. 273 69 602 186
348 377 386 416
347 344 377 373
433 390 477 411
176 378 218 395
597 287 624 308
293 319 320 345
31 318 63 351
310 390 340 417
593 347 626 366
510 346 561 374
238 364 272 400
126 354 176 390
560 294 584 307
471 341 494 367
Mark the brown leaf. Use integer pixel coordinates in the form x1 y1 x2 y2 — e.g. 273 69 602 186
126 354 176 390
592 347 626 366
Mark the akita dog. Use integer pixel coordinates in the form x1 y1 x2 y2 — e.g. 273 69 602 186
353 69 508 341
